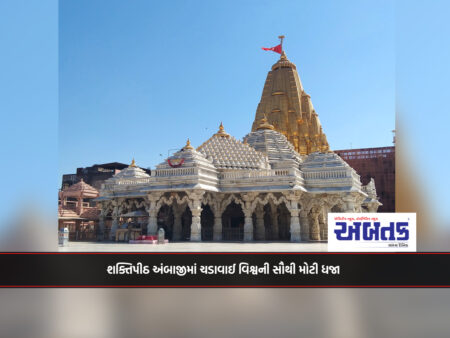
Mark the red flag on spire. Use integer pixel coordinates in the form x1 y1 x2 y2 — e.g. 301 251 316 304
261 44 282 54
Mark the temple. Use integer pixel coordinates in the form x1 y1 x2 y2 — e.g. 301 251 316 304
94 45 381 243
58 179 100 240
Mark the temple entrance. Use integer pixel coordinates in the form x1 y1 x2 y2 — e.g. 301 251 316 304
277 203 290 241
157 205 174 240
201 204 214 241
181 207 192 241
222 202 244 241
263 204 273 240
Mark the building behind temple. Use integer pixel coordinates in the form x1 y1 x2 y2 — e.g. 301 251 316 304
335 146 395 212
61 162 151 191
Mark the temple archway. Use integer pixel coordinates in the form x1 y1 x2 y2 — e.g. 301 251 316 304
201 204 214 241
277 202 290 241
222 201 244 241
157 204 174 240
263 204 273 240
181 207 192 241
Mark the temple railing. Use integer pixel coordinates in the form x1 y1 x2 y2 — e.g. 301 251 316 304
153 167 197 177
303 170 349 180
218 169 291 180
102 177 153 190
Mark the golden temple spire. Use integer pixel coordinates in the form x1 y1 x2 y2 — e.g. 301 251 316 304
251 48 330 155
215 122 230 137
184 138 194 150
130 158 136 167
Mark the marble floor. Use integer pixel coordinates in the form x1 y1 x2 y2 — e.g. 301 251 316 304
59 241 328 252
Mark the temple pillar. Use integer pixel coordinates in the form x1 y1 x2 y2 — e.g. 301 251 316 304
255 205 265 240
310 208 321 241
243 211 253 241
300 210 309 241
189 190 205 242
289 210 301 242
286 193 301 242
146 194 161 235
242 193 257 242
344 195 356 213
318 209 326 240
190 208 202 241
213 215 222 241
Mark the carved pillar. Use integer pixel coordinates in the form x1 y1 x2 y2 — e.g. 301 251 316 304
212 196 224 241
255 205 265 241
189 190 204 242
344 195 356 213
146 194 160 236
270 203 279 240
286 193 301 242
310 208 321 241
242 193 256 242
110 205 119 240
243 209 253 242
190 208 202 241
318 209 326 240
299 210 309 241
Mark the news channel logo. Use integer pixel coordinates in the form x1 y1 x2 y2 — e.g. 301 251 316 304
327 213 416 252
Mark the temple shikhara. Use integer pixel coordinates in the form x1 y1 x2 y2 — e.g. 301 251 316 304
87 38 381 243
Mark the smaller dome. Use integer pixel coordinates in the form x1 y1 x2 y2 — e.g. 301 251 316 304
244 128 302 167
111 160 150 180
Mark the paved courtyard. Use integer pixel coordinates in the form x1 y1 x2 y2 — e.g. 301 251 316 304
59 241 328 252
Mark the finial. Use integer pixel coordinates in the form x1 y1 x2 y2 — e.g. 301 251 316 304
256 114 275 130
130 158 136 167
184 138 194 150
215 122 230 137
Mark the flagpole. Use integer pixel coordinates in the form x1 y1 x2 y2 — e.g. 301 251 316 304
278 35 285 53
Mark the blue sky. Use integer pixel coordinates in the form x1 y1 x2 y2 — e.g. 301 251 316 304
59 0 395 174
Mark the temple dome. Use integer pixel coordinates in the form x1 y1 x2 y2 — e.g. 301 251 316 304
109 159 150 180
156 139 216 171
244 116 302 169
197 123 270 170
301 152 362 192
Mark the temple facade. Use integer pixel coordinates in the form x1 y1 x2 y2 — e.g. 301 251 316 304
95 51 381 242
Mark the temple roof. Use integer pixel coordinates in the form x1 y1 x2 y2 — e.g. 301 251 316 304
61 179 99 198
156 139 216 171
107 159 150 182
301 152 362 193
244 116 302 168
197 124 270 170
